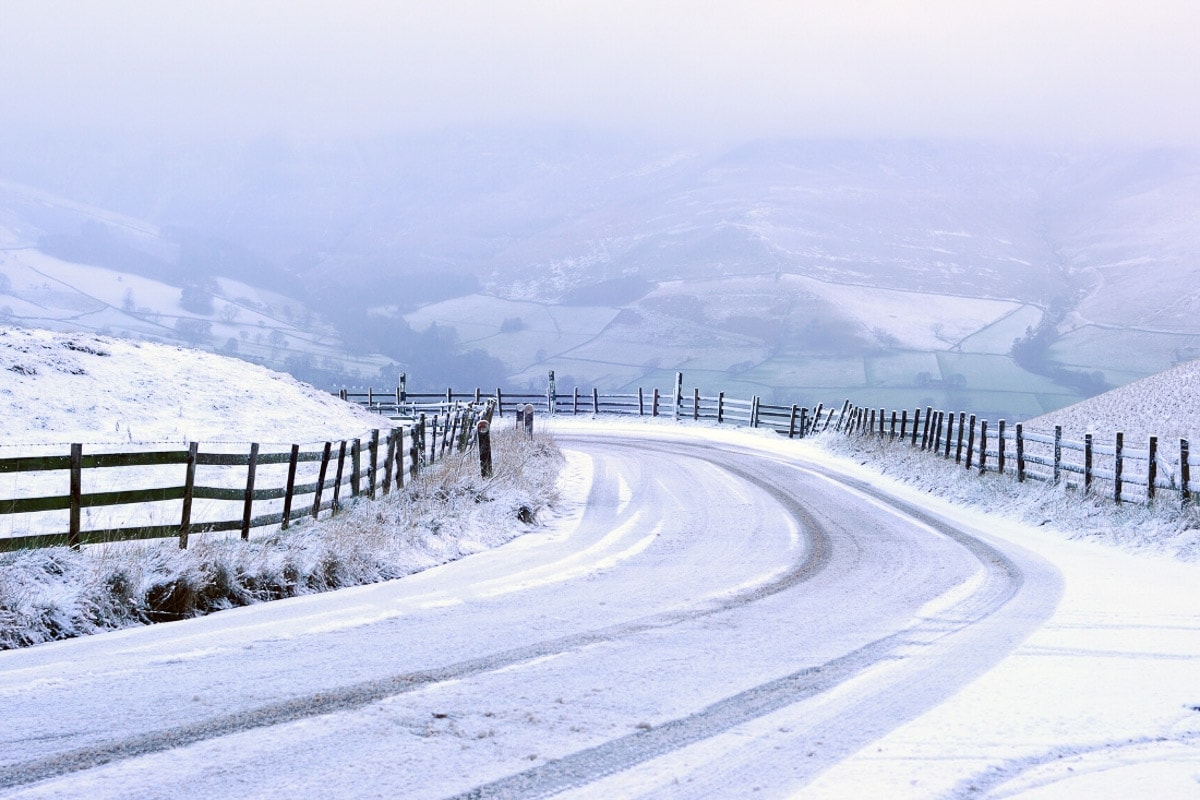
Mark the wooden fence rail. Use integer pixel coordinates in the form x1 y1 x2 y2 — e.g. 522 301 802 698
1 403 492 553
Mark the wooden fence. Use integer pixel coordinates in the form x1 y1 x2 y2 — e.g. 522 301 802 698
0 403 491 553
347 376 1196 510
831 401 1195 508
26 365 1189 555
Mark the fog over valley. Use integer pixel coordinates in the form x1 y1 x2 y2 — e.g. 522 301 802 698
2 132 1198 421
2 1 1198 422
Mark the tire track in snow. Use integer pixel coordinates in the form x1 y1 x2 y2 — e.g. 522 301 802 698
0 442 832 792
449 436 1056 799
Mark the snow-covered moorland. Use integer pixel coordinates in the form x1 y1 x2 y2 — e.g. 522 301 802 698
0 325 383 446
819 360 1200 562
1024 357 1200 446
0 326 565 649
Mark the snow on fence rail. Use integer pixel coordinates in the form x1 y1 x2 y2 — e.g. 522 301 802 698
0 403 493 553
346 373 1196 511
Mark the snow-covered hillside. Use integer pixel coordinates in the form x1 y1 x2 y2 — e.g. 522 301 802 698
0 325 566 648
0 325 386 447
1025 357 1200 445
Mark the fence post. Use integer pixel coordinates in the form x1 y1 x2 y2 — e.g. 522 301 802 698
1053 426 1062 485
593 387 600 415
966 414 977 469
674 372 683 420
997 420 1006 474
478 420 493 478
429 415 439 464
496 388 504 417
718 392 725 423
458 407 472 451
653 388 660 417
789 405 798 438
1051 425 1064 484
548 370 557 415
978 419 988 474
241 443 259 540
900 409 908 441
340 388 347 401
956 412 966 463
399 373 406 402
383 431 395 495
836 400 850 431
911 408 921 446
69 443 82 550
394 429 405 490
922 406 933 449
417 413 427 469
943 412 953 458
443 412 456 458
573 386 579 415
409 424 420 481
333 441 347 513
1114 431 1124 503
281 443 300 529
368 429 380 500
1016 424 1025 482
1148 436 1158 501
1181 439 1191 508
351 438 361 498
180 441 198 549
638 387 645 416
1084 433 1093 493
694 387 700 421
313 441 332 518
524 404 535 439
751 396 761 428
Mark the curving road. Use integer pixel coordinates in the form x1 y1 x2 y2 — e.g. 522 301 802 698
0 426 1062 798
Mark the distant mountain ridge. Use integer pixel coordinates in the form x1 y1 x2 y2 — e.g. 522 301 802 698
1 130 1198 413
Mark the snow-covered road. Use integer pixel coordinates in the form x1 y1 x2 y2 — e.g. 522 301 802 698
1 420 1197 798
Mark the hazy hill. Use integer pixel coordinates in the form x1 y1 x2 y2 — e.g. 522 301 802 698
1 130 1198 413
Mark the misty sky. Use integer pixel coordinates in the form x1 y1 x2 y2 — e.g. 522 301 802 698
2 0 1198 145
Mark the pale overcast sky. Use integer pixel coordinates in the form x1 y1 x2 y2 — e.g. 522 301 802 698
2 0 1198 144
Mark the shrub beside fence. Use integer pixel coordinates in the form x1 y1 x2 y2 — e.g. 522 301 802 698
0 403 493 553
